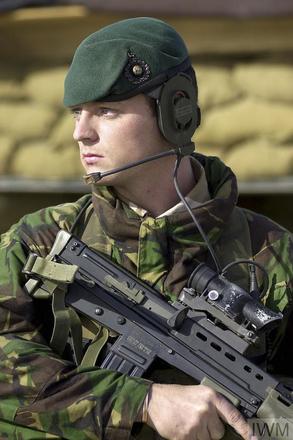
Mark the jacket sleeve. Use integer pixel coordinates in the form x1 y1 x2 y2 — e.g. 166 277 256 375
0 216 150 440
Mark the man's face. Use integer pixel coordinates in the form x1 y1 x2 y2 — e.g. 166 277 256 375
72 94 170 186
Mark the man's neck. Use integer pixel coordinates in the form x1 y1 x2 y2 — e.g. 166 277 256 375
115 156 196 217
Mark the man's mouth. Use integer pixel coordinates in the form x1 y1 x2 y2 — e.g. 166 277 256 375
82 153 104 165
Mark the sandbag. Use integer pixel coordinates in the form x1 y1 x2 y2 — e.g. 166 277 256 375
195 143 223 159
0 102 56 142
23 66 67 107
224 138 293 180
10 141 83 179
233 63 293 103
196 97 293 146
51 111 75 148
195 65 240 110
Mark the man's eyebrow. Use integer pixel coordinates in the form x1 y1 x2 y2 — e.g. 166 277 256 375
69 106 81 112
68 102 123 113
98 101 122 108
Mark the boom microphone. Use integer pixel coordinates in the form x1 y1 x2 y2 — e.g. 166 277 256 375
83 143 194 184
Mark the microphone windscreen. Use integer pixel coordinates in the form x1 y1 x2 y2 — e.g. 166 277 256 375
83 173 102 184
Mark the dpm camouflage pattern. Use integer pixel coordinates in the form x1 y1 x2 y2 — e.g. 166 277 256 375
0 154 292 439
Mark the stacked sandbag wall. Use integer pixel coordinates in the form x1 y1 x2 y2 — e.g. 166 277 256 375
0 65 83 179
195 62 293 180
1 60 293 182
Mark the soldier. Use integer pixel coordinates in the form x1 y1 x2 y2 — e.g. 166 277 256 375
0 17 292 440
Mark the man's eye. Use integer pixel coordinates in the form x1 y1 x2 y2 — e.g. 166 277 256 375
99 108 117 117
71 108 81 119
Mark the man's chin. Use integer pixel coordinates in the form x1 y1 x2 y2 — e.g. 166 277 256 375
83 164 104 176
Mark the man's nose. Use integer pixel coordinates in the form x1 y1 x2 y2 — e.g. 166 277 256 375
73 112 99 143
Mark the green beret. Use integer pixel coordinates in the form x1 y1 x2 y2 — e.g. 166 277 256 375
64 17 190 107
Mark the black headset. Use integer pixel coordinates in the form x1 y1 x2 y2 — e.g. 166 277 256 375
150 73 201 147
109 59 201 148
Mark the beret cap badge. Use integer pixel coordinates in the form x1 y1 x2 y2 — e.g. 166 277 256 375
124 51 151 84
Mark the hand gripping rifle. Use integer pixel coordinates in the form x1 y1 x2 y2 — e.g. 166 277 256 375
24 230 293 440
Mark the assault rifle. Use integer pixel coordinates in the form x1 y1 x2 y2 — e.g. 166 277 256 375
24 230 293 439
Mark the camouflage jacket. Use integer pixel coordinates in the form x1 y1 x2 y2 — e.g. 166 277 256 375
0 154 292 439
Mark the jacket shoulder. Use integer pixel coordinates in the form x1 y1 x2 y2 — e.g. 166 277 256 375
242 207 291 254
1 194 92 256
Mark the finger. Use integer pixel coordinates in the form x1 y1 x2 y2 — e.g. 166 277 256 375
197 424 211 440
207 416 225 440
215 395 252 440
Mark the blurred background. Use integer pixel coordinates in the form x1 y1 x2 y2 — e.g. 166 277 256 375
0 0 293 233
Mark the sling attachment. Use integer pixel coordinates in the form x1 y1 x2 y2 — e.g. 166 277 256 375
23 253 83 365
23 253 78 284
80 326 109 368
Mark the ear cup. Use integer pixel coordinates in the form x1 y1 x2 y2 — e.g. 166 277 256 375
156 73 200 146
